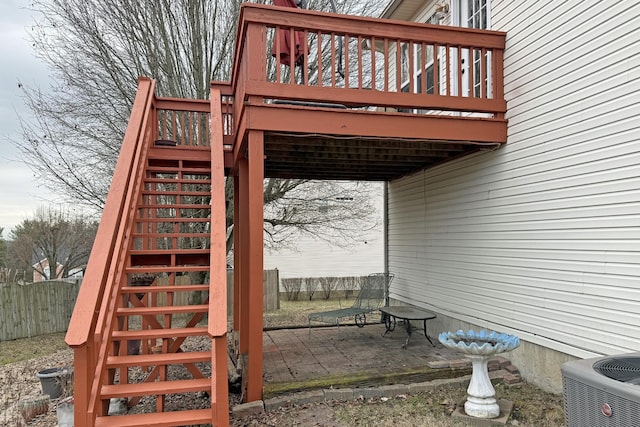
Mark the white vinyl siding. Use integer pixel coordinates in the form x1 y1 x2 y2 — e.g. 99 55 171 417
387 0 640 359
264 227 384 282
264 183 385 282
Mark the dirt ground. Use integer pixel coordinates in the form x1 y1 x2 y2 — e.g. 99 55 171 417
0 299 565 426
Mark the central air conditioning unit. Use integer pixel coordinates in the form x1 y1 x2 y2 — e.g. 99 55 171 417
562 352 640 427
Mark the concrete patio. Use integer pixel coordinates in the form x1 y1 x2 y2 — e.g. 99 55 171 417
261 322 522 398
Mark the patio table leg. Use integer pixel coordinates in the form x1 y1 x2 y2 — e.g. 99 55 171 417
402 319 413 349
422 319 435 346
382 315 396 337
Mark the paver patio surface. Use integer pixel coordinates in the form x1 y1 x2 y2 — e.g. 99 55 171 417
263 322 466 385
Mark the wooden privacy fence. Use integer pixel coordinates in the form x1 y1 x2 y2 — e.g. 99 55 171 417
0 270 279 341
155 269 280 315
227 269 280 316
0 281 81 341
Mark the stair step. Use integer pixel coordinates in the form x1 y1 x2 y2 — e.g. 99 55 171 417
116 305 208 316
125 266 210 274
143 181 211 187
121 285 210 294
132 218 211 225
129 249 211 255
147 145 211 159
141 190 211 197
107 351 211 368
129 253 210 268
130 232 210 239
101 378 211 399
112 327 208 340
95 408 212 427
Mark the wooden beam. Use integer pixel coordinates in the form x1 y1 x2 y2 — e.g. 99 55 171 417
245 130 264 402
243 104 508 143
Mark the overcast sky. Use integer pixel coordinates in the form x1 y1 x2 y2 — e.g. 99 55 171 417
0 0 57 238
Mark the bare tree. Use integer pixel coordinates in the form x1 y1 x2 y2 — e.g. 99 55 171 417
319 276 340 300
17 0 240 209
16 0 384 253
262 180 380 250
9 206 97 281
0 227 6 268
305 277 318 301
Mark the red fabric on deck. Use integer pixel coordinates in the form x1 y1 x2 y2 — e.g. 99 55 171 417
271 0 306 67
273 0 297 6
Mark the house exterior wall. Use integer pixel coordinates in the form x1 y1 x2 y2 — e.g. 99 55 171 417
264 183 384 285
32 259 64 283
387 0 640 393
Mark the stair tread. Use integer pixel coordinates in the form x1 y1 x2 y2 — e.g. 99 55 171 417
101 378 211 398
125 266 210 273
112 327 208 339
95 408 212 427
107 351 211 368
121 285 210 293
116 305 208 316
129 248 211 254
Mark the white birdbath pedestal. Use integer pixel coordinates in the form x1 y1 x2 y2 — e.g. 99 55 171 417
438 329 520 419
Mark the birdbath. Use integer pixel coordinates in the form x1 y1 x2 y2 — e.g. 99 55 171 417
438 329 520 419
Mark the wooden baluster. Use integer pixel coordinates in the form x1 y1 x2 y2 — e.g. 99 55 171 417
275 26 281 83
357 36 363 89
317 31 323 87
383 39 389 92
344 34 350 88
396 40 401 93
331 33 336 87
434 44 439 95
445 44 451 96
303 30 309 85
408 41 414 95
371 36 376 90
421 43 427 95
289 27 295 84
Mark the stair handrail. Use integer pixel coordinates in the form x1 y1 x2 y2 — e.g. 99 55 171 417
208 87 229 339
87 77 158 421
65 77 157 423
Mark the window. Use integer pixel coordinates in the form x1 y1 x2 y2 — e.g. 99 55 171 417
399 11 440 109
417 64 435 95
459 0 491 98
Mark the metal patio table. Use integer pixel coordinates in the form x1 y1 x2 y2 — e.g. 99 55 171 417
379 306 437 349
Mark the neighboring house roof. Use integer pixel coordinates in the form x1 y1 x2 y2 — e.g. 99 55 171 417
32 258 63 269
381 0 426 19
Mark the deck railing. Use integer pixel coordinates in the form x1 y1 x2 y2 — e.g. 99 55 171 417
66 77 157 424
64 80 228 424
232 4 506 119
155 92 234 150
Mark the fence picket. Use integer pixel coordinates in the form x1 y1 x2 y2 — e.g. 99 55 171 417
0 281 81 341
0 270 281 341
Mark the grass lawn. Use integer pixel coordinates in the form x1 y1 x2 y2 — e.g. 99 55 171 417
264 296 358 328
0 332 69 366
0 298 566 426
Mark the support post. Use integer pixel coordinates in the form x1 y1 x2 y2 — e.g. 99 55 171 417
237 157 250 360
245 130 264 402
233 173 241 350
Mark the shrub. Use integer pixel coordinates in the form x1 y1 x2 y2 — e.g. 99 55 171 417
305 278 318 300
282 277 303 301
319 276 340 300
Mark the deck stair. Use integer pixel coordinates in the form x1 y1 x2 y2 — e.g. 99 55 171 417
68 79 230 426
93 148 223 426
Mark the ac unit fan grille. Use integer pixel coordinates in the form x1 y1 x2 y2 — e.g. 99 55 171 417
594 357 640 384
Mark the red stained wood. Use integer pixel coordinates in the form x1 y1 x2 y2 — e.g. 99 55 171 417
68 5 508 425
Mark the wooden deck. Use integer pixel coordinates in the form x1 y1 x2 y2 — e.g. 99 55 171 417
225 4 506 180
65 4 507 426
